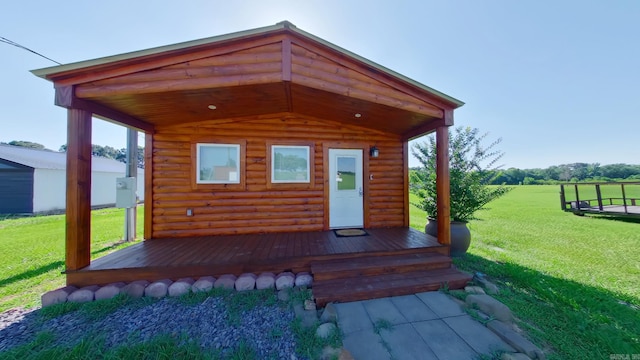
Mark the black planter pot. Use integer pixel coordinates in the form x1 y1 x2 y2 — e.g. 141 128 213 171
424 218 471 257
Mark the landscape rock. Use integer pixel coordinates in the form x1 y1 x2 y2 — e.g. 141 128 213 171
235 273 257 291
276 272 295 290
467 294 513 323
465 285 486 295
256 272 276 290
168 278 195 297
277 289 290 302
293 303 318 328
295 272 313 287
41 286 78 307
320 303 338 323
192 276 216 293
488 320 545 360
68 285 100 303
475 276 500 294
122 280 149 298
304 299 316 311
316 322 337 339
214 274 237 289
95 282 125 300
144 279 172 299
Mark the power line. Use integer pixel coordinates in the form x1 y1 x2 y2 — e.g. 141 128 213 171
0 36 61 65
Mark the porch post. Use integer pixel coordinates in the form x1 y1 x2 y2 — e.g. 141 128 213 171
436 125 451 247
66 108 92 272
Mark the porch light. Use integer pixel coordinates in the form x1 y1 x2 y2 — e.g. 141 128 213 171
370 146 379 158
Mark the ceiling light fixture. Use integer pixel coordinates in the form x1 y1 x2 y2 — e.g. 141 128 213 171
354 113 362 118
207 105 217 110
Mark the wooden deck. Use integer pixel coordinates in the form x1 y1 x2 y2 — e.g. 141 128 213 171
67 227 449 287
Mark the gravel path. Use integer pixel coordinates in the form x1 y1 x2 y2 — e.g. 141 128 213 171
0 296 298 358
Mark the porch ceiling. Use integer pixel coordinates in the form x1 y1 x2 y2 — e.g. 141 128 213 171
85 82 438 136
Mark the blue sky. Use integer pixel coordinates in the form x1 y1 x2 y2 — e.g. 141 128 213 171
1 1 638 169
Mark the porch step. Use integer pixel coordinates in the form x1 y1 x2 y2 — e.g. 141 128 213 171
311 252 451 281
312 267 472 307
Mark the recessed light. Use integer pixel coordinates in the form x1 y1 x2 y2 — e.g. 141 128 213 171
354 113 362 118
207 105 217 110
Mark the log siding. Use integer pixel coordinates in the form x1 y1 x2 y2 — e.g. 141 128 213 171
151 114 405 238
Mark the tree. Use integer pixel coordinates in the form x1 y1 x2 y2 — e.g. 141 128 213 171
411 126 512 222
2 140 47 150
59 144 145 168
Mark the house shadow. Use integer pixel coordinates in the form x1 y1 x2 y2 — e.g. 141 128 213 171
453 253 640 359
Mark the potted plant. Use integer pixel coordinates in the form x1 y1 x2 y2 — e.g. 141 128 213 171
411 126 511 256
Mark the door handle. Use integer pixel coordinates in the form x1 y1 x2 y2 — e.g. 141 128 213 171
359 187 363 197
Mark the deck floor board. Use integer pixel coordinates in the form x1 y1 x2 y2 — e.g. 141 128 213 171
69 227 446 286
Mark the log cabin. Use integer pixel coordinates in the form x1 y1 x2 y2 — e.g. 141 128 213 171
33 21 470 304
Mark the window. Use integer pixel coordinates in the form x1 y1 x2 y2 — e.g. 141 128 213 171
271 145 310 183
196 143 240 184
336 156 356 190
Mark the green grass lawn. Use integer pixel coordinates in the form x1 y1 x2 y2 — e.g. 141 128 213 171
0 207 143 312
411 186 640 359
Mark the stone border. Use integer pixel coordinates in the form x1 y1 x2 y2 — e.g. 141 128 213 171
41 271 314 307
450 275 546 360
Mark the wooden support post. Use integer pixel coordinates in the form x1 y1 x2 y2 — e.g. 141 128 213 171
595 184 603 211
66 109 92 272
560 185 566 210
436 126 450 247
144 134 154 240
621 183 628 214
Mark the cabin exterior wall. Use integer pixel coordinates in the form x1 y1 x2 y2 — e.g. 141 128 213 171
150 114 406 238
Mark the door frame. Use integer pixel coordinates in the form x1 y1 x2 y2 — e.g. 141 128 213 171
323 142 370 230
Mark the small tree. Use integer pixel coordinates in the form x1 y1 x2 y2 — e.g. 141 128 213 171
411 126 511 222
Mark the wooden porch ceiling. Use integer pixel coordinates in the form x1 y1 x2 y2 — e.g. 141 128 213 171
83 82 439 137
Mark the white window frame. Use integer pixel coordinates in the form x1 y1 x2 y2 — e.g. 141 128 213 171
271 145 311 183
196 143 241 184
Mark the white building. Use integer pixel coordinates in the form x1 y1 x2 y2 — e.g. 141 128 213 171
0 144 144 214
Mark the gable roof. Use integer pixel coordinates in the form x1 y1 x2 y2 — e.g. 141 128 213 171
0 144 132 172
32 21 463 140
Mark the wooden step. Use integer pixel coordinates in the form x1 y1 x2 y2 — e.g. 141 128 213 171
313 268 472 306
311 252 451 281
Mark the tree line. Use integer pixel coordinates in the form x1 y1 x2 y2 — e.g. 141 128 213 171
2 140 144 168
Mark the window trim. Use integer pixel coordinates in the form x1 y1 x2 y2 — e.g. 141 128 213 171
266 141 315 189
191 140 246 190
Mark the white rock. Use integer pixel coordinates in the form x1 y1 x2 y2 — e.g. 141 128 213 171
68 285 99 303
316 322 337 339
192 276 216 293
320 303 338 323
214 274 237 289
235 273 257 291
41 286 77 307
295 272 313 287
256 272 276 290
144 279 172 298
122 280 149 298
95 282 126 300
168 278 194 297
276 272 295 290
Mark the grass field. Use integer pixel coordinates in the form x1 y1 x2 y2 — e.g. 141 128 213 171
411 185 640 359
0 207 143 312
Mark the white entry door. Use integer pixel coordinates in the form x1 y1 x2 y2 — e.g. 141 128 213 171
329 149 364 228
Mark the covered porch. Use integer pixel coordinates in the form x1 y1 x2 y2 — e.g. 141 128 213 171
33 22 467 301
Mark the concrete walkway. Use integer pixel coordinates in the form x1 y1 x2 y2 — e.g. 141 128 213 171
334 291 515 360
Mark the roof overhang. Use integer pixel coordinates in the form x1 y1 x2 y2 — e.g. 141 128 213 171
33 21 463 140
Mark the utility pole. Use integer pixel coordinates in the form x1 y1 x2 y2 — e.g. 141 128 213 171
124 128 137 241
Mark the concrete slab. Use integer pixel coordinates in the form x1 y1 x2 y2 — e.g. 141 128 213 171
390 294 439 322
415 291 465 318
412 319 478 360
342 328 391 360
334 301 373 334
379 323 439 360
362 297 407 325
443 315 515 354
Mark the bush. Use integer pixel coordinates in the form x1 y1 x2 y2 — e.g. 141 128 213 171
411 126 512 222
